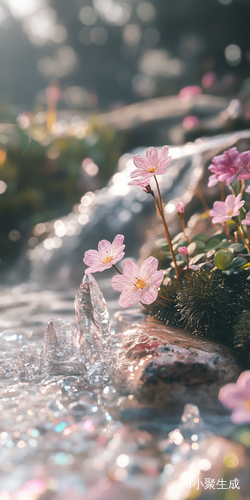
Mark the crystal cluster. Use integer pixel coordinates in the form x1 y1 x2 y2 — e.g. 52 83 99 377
16 274 114 387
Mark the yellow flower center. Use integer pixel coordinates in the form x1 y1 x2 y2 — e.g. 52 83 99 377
148 166 156 173
135 278 147 289
103 255 113 263
245 400 250 409
227 209 234 217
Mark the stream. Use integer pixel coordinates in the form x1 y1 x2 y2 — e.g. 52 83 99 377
1 132 250 499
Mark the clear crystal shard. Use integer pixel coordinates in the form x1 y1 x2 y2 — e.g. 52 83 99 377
74 274 113 387
42 318 79 375
17 346 41 381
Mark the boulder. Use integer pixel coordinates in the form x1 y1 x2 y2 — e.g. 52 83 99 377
115 315 241 413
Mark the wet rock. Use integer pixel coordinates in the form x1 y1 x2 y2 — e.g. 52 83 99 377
115 316 241 413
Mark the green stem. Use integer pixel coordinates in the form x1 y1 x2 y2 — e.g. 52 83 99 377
235 219 250 252
154 176 180 280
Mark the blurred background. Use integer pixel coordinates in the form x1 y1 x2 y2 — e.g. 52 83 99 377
0 0 250 276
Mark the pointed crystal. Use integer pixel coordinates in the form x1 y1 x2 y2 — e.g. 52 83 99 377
74 274 114 387
42 318 79 375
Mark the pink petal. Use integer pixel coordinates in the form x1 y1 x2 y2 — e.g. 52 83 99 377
237 370 250 393
133 155 148 170
128 177 151 190
119 286 141 308
122 260 141 281
242 218 250 226
83 249 101 266
158 145 170 160
177 201 184 213
150 270 164 288
225 194 236 210
213 200 227 210
235 193 243 205
140 287 158 305
111 274 129 292
140 256 159 280
85 263 111 274
219 384 246 409
154 165 168 175
98 239 111 255
158 148 172 170
146 147 158 168
130 168 155 180
208 174 219 187
231 409 250 424
238 171 250 180
212 214 230 224
112 234 125 248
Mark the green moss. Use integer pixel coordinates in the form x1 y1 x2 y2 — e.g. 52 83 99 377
177 268 250 344
234 310 250 365
149 278 182 326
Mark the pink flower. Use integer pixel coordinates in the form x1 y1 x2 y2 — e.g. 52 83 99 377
178 246 188 256
83 234 125 274
182 115 200 130
245 185 250 194
201 71 217 89
179 86 202 100
218 371 250 424
238 150 250 180
111 257 163 308
208 148 241 187
177 201 185 214
242 211 250 226
130 146 172 180
128 177 152 191
210 194 245 224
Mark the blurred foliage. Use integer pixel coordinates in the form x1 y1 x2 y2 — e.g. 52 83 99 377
0 118 125 271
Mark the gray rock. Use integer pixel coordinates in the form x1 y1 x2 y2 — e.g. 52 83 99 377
115 316 241 413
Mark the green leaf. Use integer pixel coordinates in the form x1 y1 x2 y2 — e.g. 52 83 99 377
204 237 222 251
206 249 216 259
191 233 208 242
214 249 234 269
187 240 206 256
156 238 169 249
228 243 246 253
172 232 185 244
218 241 232 249
228 257 248 268
189 253 206 265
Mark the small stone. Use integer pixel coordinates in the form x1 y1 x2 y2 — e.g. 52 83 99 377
116 317 241 413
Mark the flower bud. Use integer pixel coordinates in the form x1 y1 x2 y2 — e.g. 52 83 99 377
178 246 188 256
177 201 185 214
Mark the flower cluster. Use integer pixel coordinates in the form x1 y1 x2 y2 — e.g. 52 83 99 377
83 235 163 308
208 147 250 243
208 147 250 187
